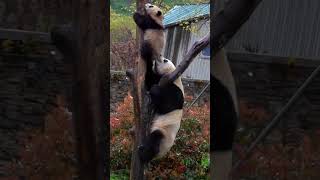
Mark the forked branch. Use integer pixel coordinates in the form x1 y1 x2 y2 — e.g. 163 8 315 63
159 33 210 87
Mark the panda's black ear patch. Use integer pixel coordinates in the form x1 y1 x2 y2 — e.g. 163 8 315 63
157 11 162 16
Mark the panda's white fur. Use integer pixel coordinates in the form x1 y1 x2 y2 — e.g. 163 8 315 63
133 3 165 90
144 29 164 60
145 3 164 28
151 109 183 157
143 3 165 58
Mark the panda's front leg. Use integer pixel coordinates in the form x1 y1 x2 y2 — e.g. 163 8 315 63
133 12 147 30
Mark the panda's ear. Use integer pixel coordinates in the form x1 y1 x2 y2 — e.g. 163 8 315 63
157 11 162 16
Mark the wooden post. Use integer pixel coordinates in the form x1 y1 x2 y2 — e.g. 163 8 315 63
71 0 108 179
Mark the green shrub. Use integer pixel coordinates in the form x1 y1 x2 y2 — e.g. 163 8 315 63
110 8 136 43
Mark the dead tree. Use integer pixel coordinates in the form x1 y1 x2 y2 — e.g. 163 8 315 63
51 0 108 179
127 1 210 179
127 1 151 179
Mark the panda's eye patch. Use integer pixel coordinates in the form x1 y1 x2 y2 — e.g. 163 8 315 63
149 5 154 8
157 11 162 16
164 59 168 63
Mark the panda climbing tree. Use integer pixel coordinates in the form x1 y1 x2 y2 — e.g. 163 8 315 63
127 0 209 179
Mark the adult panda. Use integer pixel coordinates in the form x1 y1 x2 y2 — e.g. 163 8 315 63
133 3 165 90
138 56 184 163
211 48 239 180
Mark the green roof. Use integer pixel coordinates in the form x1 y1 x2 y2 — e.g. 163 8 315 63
163 4 210 27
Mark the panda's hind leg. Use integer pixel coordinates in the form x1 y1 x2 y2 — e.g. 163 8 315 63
138 129 164 163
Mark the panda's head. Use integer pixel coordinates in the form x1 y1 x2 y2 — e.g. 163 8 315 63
145 3 163 26
154 56 176 75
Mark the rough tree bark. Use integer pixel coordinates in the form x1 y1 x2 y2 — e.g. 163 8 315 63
51 0 108 179
71 0 108 179
128 0 152 179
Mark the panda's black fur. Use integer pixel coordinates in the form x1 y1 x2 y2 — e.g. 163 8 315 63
133 13 163 64
211 49 239 179
211 75 237 151
150 83 184 114
133 3 165 90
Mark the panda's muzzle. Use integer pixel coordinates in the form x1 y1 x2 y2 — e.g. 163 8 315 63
155 55 163 63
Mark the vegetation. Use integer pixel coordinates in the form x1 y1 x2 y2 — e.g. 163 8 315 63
110 94 210 179
110 8 136 43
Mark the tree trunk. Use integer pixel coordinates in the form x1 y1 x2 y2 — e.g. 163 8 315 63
129 0 151 179
71 0 108 179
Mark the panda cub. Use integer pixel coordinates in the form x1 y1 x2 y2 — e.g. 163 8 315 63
138 56 184 163
133 3 165 90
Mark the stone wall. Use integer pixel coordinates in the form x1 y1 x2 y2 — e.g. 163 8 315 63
0 0 72 31
0 49 72 175
110 71 210 113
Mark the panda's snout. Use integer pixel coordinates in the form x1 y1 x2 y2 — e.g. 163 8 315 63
163 59 168 63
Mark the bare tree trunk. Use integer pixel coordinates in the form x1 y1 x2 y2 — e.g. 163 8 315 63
128 1 151 179
71 0 108 179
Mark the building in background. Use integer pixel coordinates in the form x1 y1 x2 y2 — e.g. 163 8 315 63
163 3 210 81
216 0 320 58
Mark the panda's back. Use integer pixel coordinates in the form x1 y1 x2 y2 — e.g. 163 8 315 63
150 83 184 115
144 30 164 56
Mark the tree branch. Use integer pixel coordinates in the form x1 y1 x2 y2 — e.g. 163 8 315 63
212 0 263 56
159 33 210 87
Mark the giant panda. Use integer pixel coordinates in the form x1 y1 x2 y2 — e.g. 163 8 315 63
211 49 239 179
138 56 184 163
133 3 165 90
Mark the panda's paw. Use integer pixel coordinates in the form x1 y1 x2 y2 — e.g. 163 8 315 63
138 145 146 160
138 145 152 163
133 12 143 23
